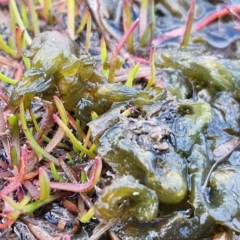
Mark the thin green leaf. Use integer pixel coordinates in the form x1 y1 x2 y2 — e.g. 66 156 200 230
0 35 16 56
181 0 196 48
144 46 155 90
108 18 139 83
8 114 20 164
67 0 75 38
50 162 64 182
101 36 107 64
81 171 88 183
79 127 92 161
123 0 134 53
53 96 68 125
79 207 95 223
76 119 82 141
38 167 50 201
2 195 21 211
53 114 95 158
44 0 53 23
66 153 75 164
19 97 60 165
29 108 50 143
121 107 134 117
29 108 69 149
100 36 109 77
0 72 17 85
139 23 152 47
21 33 31 69
19 193 31 206
91 111 99 120
10 146 18 167
20 3 31 30
125 63 140 87
22 193 67 214
9 0 32 45
76 7 89 34
26 0 40 36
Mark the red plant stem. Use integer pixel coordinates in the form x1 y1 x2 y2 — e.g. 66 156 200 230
35 156 102 192
152 5 240 45
195 6 240 30
108 18 139 83
0 92 10 105
14 27 23 58
14 61 24 81
225 5 240 22
116 18 139 53
0 145 27 198
131 56 149 64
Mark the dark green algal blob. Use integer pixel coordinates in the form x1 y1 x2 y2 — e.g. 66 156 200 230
116 135 215 240
154 49 235 93
97 117 188 204
94 176 158 221
175 101 212 154
10 31 165 122
208 165 240 232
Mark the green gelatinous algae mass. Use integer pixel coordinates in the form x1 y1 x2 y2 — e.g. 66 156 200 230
94 176 158 221
22 31 94 77
9 31 164 122
96 83 166 106
96 83 139 102
117 136 215 240
97 117 188 204
154 49 235 92
87 103 127 142
9 31 111 121
162 71 192 100
208 165 240 232
175 101 212 154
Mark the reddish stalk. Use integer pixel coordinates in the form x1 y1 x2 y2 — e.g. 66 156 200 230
0 92 10 105
224 5 240 22
152 5 240 46
108 18 139 83
14 60 24 81
35 156 102 192
14 27 23 58
195 6 240 30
